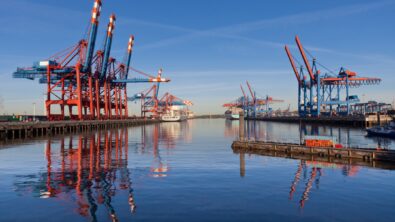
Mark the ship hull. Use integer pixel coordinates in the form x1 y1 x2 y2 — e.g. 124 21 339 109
225 113 240 120
161 115 187 122
367 127 395 139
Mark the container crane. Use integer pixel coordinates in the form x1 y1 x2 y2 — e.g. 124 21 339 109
246 81 257 118
285 35 381 117
128 85 159 118
83 0 102 73
158 93 193 111
240 85 248 107
12 0 171 121
223 82 283 117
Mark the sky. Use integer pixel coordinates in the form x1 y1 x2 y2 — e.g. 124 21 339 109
0 0 394 115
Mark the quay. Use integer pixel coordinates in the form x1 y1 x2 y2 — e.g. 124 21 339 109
232 140 395 164
247 113 393 127
233 145 395 171
233 112 395 164
192 114 225 119
0 119 159 141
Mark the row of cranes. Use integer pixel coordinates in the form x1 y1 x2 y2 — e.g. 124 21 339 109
128 82 193 119
223 81 284 118
285 36 381 117
12 0 190 121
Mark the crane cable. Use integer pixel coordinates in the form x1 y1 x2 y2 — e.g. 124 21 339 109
303 46 336 75
129 67 155 78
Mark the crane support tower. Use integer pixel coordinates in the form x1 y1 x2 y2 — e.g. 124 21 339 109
128 82 193 119
223 81 283 117
13 0 170 121
285 36 381 117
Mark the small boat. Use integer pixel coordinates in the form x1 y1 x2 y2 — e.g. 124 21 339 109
366 122 395 139
225 107 243 120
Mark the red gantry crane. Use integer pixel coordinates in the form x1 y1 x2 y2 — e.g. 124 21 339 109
223 81 284 117
13 0 170 121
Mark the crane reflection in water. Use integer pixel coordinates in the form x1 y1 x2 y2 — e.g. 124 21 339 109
13 128 135 221
233 121 368 209
238 153 360 209
12 121 191 221
140 121 192 177
226 120 393 149
293 160 360 209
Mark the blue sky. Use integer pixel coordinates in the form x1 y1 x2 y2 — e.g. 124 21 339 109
0 0 394 115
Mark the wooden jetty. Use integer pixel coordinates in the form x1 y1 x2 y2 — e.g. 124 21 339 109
247 113 393 127
233 146 395 173
234 112 395 165
232 140 395 164
0 119 159 141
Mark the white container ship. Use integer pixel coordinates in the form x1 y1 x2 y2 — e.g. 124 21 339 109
225 107 243 120
161 105 188 122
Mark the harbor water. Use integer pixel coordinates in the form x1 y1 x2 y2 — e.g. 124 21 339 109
0 119 394 222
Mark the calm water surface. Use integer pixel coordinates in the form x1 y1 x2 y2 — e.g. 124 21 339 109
0 119 394 222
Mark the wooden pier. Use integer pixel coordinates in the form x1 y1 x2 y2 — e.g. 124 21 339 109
234 111 395 167
233 145 395 171
247 114 393 127
0 119 159 141
232 140 395 164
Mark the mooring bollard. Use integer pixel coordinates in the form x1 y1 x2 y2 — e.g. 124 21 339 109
239 111 244 141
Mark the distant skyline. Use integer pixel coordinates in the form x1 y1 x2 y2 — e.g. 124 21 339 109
0 0 394 115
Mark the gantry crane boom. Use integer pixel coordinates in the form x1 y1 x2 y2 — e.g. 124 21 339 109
11 0 174 121
125 35 134 79
156 69 162 96
285 35 381 117
246 81 255 103
240 85 247 100
112 68 170 84
285 45 301 85
240 84 247 106
82 0 102 73
295 36 315 81
100 14 116 79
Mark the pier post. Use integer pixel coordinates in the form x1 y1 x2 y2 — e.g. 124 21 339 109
240 152 245 178
377 113 381 126
239 111 245 141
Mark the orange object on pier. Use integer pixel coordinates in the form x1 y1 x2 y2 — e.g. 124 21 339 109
304 136 335 148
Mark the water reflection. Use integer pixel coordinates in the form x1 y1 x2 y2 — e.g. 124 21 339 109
225 120 394 149
140 121 192 177
143 124 169 178
238 154 363 209
14 129 134 221
295 160 361 209
225 120 272 141
11 121 191 221
1 119 394 221
224 120 239 138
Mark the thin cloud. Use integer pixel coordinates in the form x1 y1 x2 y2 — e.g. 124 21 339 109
215 0 394 35
137 0 393 51
168 69 290 78
118 17 196 34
